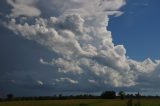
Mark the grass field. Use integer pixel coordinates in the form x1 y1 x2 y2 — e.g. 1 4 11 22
0 99 160 106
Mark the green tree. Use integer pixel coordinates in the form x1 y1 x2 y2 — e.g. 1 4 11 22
118 91 125 100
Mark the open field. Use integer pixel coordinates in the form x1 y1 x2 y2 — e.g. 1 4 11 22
0 99 160 106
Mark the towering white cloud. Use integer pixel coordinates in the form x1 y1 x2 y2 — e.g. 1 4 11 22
3 0 160 88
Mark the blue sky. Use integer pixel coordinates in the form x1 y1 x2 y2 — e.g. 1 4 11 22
109 0 160 60
1 0 160 97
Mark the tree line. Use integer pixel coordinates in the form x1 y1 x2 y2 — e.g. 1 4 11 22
0 91 160 102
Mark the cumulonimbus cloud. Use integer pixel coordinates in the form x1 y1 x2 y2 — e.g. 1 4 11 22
3 0 160 88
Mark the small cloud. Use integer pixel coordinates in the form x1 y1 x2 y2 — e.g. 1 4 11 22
55 77 78 84
37 80 43 85
106 11 124 17
88 79 97 84
40 58 49 65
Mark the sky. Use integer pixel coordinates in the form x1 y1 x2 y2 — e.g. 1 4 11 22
0 0 160 97
109 0 160 60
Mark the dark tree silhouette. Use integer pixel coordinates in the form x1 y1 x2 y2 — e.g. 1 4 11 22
7 94 14 100
135 92 141 106
101 91 116 99
135 92 141 99
58 94 63 99
118 91 125 100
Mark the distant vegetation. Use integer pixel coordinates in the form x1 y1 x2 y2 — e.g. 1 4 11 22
0 91 160 106
0 91 160 101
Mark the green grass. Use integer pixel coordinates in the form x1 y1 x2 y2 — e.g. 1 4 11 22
0 99 160 106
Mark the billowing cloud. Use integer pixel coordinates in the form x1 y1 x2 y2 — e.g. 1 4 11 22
2 0 160 91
